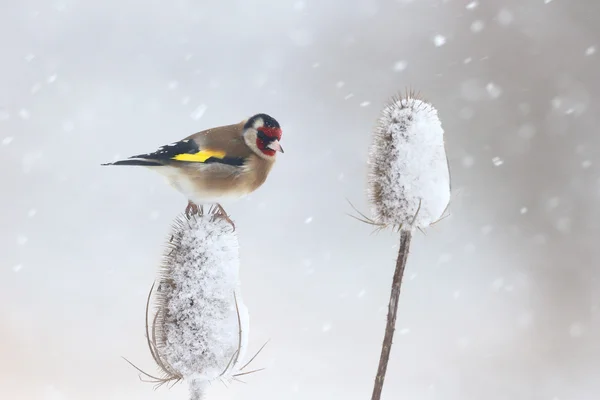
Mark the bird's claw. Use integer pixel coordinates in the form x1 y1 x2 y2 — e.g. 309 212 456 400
185 201 201 219
215 203 236 232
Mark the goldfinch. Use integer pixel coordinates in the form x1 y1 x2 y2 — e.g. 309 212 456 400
102 113 283 226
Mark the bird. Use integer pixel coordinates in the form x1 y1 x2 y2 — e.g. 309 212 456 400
102 113 284 228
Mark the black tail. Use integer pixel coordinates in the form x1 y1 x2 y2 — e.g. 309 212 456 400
101 159 163 167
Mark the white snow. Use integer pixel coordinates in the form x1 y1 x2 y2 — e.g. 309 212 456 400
360 101 371 107
156 213 248 394
368 96 451 230
17 235 28 245
497 9 514 25
19 109 31 120
393 60 408 72
47 74 57 83
470 20 485 33
466 1 478 10
492 156 504 166
462 155 475 168
486 82 503 98
520 207 528 214
190 104 207 120
293 1 306 11
433 34 447 47
2 137 13 145
585 46 596 56
336 81 345 88
304 216 313 224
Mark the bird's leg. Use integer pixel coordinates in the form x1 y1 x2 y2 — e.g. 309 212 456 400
215 203 235 231
185 201 200 218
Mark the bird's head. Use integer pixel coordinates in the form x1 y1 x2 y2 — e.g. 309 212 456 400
243 113 284 159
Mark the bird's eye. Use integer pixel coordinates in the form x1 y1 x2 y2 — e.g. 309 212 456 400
257 130 271 142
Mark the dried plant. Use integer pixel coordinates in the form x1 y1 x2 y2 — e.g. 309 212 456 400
124 206 267 399
365 91 451 400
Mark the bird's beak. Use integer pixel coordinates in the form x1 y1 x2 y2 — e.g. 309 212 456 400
268 140 284 153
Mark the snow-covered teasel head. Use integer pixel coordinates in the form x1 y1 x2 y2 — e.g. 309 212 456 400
144 208 250 399
368 93 451 231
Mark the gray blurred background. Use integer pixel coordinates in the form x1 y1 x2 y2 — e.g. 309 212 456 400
1 0 599 399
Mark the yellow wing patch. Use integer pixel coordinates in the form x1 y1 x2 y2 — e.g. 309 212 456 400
172 149 227 162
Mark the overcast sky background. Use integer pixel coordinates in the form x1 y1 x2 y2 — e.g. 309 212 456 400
1 0 599 399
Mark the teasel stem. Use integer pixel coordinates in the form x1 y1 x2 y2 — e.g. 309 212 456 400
370 230 412 400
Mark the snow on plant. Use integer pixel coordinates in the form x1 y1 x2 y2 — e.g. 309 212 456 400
125 207 265 400
358 91 451 400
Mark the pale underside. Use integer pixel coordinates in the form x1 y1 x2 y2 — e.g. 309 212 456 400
147 154 274 205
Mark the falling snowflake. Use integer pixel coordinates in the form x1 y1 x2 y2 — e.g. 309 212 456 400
497 9 514 25
336 81 345 88
304 216 313 224
491 278 505 291
492 156 504 166
520 207 528 214
322 323 332 332
293 1 306 11
466 1 478 10
17 235 29 245
19 109 31 120
433 34 447 47
470 20 485 33
393 60 408 71
190 104 207 120
486 82 503 98
2 137 13 145
462 156 475 168
585 46 596 56
359 101 371 107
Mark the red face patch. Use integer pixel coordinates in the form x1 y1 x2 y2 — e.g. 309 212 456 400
258 127 282 141
256 127 282 157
